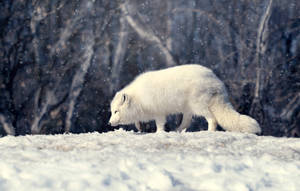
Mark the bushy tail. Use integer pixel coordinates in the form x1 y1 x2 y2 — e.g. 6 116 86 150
210 96 261 134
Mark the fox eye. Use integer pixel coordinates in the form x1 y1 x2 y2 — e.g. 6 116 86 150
114 111 118 114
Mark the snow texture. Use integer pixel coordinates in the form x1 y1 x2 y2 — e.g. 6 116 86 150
0 130 300 191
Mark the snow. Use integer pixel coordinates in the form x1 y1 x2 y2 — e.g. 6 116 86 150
0 130 300 191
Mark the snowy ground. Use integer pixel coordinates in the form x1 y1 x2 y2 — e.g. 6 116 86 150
0 130 300 191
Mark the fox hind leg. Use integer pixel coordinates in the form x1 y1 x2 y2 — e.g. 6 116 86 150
177 113 192 133
190 101 217 131
155 117 166 132
207 117 217 131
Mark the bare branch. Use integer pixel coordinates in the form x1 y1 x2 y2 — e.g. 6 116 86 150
120 2 176 66
110 13 129 94
173 7 252 53
166 2 173 51
0 114 15 136
280 93 300 120
174 8 223 27
31 90 57 134
50 17 82 55
253 0 273 102
30 2 67 62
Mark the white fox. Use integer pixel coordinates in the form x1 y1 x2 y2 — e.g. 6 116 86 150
109 64 261 134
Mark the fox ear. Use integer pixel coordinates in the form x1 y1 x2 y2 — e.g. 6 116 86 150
121 93 130 105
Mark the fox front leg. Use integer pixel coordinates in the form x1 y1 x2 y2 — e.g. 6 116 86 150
135 122 142 132
155 117 166 132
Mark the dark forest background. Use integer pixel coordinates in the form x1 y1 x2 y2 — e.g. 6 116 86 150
0 0 299 137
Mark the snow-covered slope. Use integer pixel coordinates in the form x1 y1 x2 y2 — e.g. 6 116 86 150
0 130 300 191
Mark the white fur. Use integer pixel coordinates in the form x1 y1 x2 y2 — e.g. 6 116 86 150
109 64 261 134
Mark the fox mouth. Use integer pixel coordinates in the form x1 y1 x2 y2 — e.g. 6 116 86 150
110 123 118 127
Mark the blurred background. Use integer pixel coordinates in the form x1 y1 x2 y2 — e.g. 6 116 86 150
0 0 299 137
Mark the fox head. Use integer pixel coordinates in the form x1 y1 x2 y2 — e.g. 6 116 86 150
109 92 133 126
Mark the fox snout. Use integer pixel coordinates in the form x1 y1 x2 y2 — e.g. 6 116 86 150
108 117 119 126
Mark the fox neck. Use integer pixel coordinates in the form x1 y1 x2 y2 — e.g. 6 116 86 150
127 96 149 122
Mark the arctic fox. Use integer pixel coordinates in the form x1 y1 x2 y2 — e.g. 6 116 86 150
109 64 261 134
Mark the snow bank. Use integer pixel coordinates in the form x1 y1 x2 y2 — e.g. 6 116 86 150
0 130 300 191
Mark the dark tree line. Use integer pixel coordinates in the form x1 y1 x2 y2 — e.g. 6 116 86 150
0 0 299 137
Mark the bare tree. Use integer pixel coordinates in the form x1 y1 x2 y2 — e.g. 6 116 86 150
65 37 95 133
249 0 273 127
